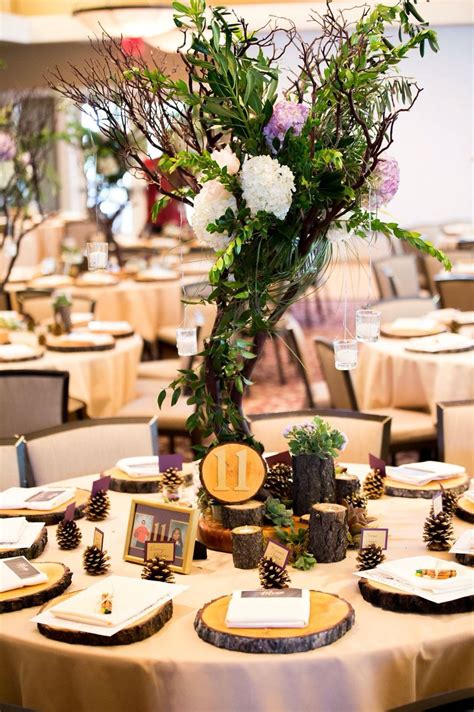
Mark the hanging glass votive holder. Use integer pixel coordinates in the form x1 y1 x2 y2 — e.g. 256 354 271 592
86 242 108 271
176 327 198 356
334 339 358 370
356 308 381 343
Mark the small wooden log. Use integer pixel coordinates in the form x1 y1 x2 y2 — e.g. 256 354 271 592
455 495 474 524
359 578 474 614
0 526 47 560
335 473 361 504
456 553 474 567
194 590 355 654
231 526 264 569
292 455 336 516
0 489 89 525
384 474 469 500
308 503 348 563
198 515 305 554
222 500 265 530
106 466 193 493
0 562 72 614
37 590 173 646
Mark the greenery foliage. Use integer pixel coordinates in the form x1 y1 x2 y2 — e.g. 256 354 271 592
284 416 347 458
275 523 317 570
264 497 293 527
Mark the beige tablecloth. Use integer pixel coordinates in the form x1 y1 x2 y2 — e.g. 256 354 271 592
0 334 142 417
355 338 474 416
0 466 472 712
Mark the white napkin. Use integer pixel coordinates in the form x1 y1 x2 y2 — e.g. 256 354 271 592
89 321 131 332
61 332 111 345
376 556 474 593
0 556 47 593
450 530 474 555
0 344 35 360
0 517 27 545
0 521 45 550
225 589 310 628
391 318 438 331
406 332 474 353
386 461 465 486
0 487 75 511
116 456 160 478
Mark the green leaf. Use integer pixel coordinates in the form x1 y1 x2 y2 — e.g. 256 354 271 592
157 389 167 409
171 388 181 406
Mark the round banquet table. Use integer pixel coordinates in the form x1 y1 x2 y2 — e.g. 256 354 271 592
0 465 472 712
0 333 143 418
354 337 474 417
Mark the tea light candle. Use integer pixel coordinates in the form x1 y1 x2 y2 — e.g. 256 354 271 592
86 242 108 271
231 525 264 569
334 339 358 370
176 327 198 356
356 309 381 343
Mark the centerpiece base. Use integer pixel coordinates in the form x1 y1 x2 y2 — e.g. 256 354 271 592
198 515 307 553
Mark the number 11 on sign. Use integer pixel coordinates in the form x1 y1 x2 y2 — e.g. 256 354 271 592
214 448 248 492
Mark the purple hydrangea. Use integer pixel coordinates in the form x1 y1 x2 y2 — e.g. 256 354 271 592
370 158 400 207
264 100 310 152
0 132 16 162
282 424 294 438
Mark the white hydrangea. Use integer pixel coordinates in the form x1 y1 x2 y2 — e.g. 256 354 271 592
240 155 295 220
191 179 237 251
326 225 353 244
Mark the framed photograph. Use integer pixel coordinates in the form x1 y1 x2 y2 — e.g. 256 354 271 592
123 499 199 574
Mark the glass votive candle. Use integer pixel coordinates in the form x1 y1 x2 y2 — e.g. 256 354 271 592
86 242 108 271
334 339 358 370
356 309 381 342
176 327 198 356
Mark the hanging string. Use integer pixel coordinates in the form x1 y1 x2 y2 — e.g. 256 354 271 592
342 241 349 339
366 185 373 308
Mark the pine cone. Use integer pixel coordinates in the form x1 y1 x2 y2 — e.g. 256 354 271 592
141 556 175 583
346 504 371 548
265 463 293 500
56 519 82 550
357 544 385 571
423 511 454 551
258 556 291 589
85 490 110 521
161 467 184 493
83 545 110 575
363 469 385 499
441 489 459 517
345 492 368 510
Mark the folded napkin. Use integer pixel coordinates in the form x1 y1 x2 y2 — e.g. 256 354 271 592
0 556 47 593
0 521 45 550
62 332 111 345
0 517 27 545
0 344 35 360
377 556 473 593
0 487 75 511
116 456 160 478
225 589 310 628
89 321 131 332
386 461 465 486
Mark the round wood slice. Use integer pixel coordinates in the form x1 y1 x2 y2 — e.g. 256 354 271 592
0 489 89 525
455 496 474 524
380 324 446 338
106 466 193 494
200 443 267 504
91 327 134 339
194 590 355 654
45 335 115 352
198 516 307 554
221 500 265 530
0 562 72 614
0 526 47 560
455 553 474 567
0 346 44 363
358 578 474 615
384 474 469 499
37 590 173 646
134 272 179 283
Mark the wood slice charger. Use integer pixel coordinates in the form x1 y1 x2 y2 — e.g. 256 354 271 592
45 334 115 353
37 590 173 646
0 526 47 560
358 578 474 615
107 465 193 494
0 489 89 525
0 563 72 614
455 495 474 524
194 590 355 654
384 474 469 499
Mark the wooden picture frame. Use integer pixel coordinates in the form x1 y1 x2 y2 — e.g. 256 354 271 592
123 499 198 574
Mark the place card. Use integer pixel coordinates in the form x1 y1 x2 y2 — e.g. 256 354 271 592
159 454 184 472
63 502 76 521
93 528 104 551
369 453 386 476
263 539 291 569
360 528 389 550
265 451 292 468
145 539 176 563
92 475 111 497
432 492 443 516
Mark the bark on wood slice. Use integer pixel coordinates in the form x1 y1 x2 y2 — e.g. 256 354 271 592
292 455 336 516
222 500 265 530
335 474 361 504
308 503 348 563
45 334 115 352
0 526 47 560
384 474 469 499
455 496 474 524
0 489 89 525
358 578 474 615
455 553 474 567
198 516 306 554
106 466 193 493
231 526 263 569
0 347 44 363
194 590 355 654
37 590 173 646
0 562 72 614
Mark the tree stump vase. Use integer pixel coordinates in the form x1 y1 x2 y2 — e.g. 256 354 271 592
308 503 348 563
231 526 264 569
292 455 336 516
335 474 360 504
222 500 265 530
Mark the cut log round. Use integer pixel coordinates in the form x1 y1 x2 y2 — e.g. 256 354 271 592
0 562 72 614
308 503 348 563
106 466 193 494
194 590 354 654
198 515 307 553
222 500 265 530
200 443 267 504
37 590 173 646
335 474 361 504
231 526 263 569
456 553 474 567
0 490 89 525
384 474 469 499
455 495 474 524
292 455 336 516
358 578 474 614
0 526 47 560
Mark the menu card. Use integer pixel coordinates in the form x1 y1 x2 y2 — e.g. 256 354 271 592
225 588 310 628
0 487 75 511
0 556 47 592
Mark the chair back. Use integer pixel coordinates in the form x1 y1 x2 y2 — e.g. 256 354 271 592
20 417 158 486
0 370 69 438
373 298 434 324
249 409 391 463
17 290 53 323
434 275 474 311
0 437 23 488
437 401 474 473
313 338 358 410
373 255 420 298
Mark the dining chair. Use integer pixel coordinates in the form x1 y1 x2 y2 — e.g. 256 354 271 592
17 290 96 324
373 297 435 324
372 254 420 298
0 436 23 489
436 400 474 473
18 417 158 487
434 275 474 311
314 338 437 456
249 408 391 463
